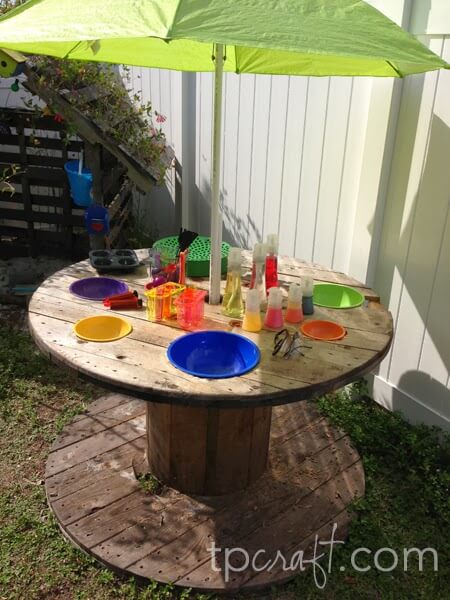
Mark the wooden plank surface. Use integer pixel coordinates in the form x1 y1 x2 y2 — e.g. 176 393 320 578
46 396 364 593
147 403 272 495
28 250 393 408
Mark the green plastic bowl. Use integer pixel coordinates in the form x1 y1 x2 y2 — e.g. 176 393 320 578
153 236 230 277
313 283 364 309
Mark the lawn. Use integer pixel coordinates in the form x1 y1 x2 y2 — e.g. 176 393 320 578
0 308 449 599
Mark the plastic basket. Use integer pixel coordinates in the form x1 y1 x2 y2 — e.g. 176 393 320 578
152 236 230 277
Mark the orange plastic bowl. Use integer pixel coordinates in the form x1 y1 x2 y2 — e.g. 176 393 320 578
300 320 346 341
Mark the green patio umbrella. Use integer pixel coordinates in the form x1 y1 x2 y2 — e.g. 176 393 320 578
0 0 448 303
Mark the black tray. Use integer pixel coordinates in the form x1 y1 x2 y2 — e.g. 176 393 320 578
89 249 140 273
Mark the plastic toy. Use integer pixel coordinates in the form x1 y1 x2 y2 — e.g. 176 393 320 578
84 206 110 236
108 297 142 310
64 159 93 207
103 290 138 306
145 275 167 290
174 288 207 330
145 282 185 322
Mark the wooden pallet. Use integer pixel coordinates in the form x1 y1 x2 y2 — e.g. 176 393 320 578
45 394 364 593
0 108 132 258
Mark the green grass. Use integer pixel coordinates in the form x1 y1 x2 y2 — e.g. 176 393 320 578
0 319 449 599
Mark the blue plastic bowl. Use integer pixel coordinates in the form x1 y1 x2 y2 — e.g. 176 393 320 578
167 331 261 379
64 160 93 207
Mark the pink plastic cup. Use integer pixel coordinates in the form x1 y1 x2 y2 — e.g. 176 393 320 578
174 288 207 330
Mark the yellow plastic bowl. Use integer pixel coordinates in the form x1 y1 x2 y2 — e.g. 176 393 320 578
74 315 132 342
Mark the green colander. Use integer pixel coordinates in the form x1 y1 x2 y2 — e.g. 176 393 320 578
153 236 230 277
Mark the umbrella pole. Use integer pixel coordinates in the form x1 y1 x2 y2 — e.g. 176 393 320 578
209 43 224 305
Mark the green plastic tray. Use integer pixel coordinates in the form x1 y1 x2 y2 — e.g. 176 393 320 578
153 236 230 278
313 283 364 309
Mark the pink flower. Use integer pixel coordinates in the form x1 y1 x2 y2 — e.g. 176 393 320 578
155 112 166 124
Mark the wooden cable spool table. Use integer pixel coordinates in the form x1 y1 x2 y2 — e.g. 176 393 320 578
29 250 393 593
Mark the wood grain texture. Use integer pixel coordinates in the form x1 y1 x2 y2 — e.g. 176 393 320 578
147 403 272 495
47 395 364 593
28 250 393 408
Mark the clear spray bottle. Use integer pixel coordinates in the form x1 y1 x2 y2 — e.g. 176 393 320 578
242 288 262 332
302 277 314 315
250 242 267 308
265 233 279 293
285 282 304 323
264 287 284 330
222 247 244 318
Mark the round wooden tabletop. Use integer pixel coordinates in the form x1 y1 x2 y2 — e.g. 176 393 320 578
28 249 393 408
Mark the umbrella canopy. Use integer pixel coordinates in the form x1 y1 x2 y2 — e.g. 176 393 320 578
0 0 446 77
0 0 447 76
0 0 448 302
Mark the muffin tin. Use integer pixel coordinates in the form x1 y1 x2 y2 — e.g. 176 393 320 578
89 249 140 273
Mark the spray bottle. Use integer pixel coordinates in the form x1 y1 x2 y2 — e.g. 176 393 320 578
148 248 161 279
222 247 244 318
285 282 304 323
265 233 279 293
302 277 314 315
250 242 267 307
242 289 262 332
264 287 284 330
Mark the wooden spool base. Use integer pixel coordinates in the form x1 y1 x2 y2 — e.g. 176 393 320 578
45 394 365 594
146 402 272 495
